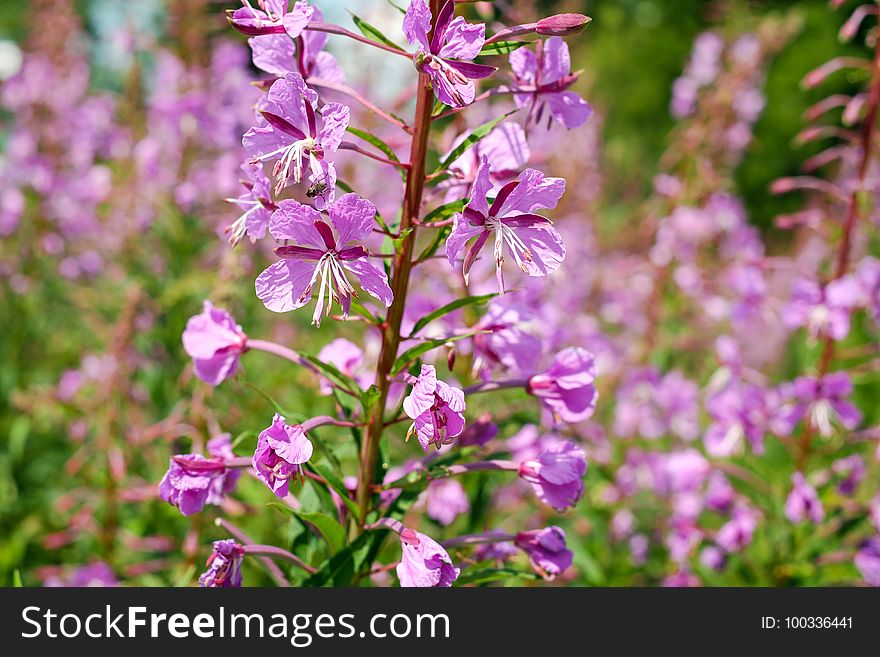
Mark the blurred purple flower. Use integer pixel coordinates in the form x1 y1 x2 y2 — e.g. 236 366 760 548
442 123 530 203
782 276 861 341
252 413 314 498
224 163 275 245
527 347 597 424
403 364 467 451
519 441 587 511
784 473 824 524
397 527 460 587
832 455 865 496
317 338 367 395
228 0 313 38
716 506 758 553
426 479 470 526
855 537 880 587
472 301 541 378
199 540 244 588
781 373 862 437
704 383 772 457
515 526 573 580
182 301 247 386
458 413 499 447
44 562 118 588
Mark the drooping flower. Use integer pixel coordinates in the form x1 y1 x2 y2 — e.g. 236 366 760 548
780 373 862 437
527 347 597 423
425 479 470 526
243 72 349 207
715 506 759 553
784 473 824 524
182 301 247 386
199 540 244 588
228 0 313 38
458 412 499 447
159 455 225 516
782 276 861 341
509 36 592 129
519 441 587 511
252 413 314 498
316 338 367 395
255 194 392 325
206 434 243 501
403 0 496 108
396 527 460 587
403 364 466 451
248 6 344 82
446 157 566 293
224 163 276 245
514 526 573 580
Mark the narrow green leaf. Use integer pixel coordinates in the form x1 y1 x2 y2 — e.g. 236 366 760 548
347 125 406 182
307 429 344 475
310 462 362 522
416 224 451 263
300 354 360 396
479 41 527 56
13 570 23 587
392 227 414 254
384 0 406 13
409 293 496 337
348 12 405 51
433 111 516 174
391 332 485 376
421 200 465 224
454 567 540 586
241 381 306 421
268 506 347 555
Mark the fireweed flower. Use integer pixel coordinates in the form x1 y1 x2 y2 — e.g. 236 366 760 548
316 338 366 395
703 383 772 457
514 526 573 580
159 454 227 516
855 256 880 322
182 301 247 386
472 301 541 378
255 194 392 325
784 473 824 524
206 434 243 501
199 540 245 588
224 163 275 245
252 413 314 498
855 537 880 587
782 276 861 341
832 455 865 496
458 412 499 447
527 347 597 424
441 123 530 202
403 0 496 108
425 479 470 526
509 36 593 129
243 72 349 207
715 506 759 553
403 364 467 450
447 156 566 293
248 6 344 82
228 0 313 38
518 441 587 511
396 527 460 587
781 373 862 437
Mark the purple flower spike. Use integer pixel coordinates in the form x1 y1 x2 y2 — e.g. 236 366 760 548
396 527 460 587
784 473 824 524
182 301 247 386
519 441 587 511
403 364 467 451
404 0 496 108
243 72 349 207
446 156 566 293
225 163 276 246
252 413 314 498
228 0 313 38
510 37 592 129
515 526 573 580
255 194 392 325
527 347 597 424
199 540 244 588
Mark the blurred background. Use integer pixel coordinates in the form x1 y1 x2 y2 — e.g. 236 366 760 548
1 0 877 587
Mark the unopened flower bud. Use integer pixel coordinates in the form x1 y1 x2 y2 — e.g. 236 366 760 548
536 13 592 37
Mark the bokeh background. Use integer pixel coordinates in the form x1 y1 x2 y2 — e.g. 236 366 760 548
1 0 878 587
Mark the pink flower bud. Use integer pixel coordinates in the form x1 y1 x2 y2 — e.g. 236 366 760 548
536 13 592 37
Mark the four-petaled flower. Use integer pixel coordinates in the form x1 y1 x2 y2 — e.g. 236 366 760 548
252 413 314 498
403 364 467 451
396 527 460 587
256 193 393 325
199 540 245 588
403 0 496 108
519 441 587 511
510 36 592 129
446 155 566 293
228 0 313 38
182 301 248 386
243 72 349 208
527 347 597 423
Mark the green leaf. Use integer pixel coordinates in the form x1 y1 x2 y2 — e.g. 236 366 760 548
303 531 375 586
421 200 464 225
432 111 516 174
348 12 405 51
479 41 527 56
392 227 414 254
347 126 406 182
310 462 362 522
391 332 485 376
231 430 258 451
307 430 344 475
300 354 360 396
409 293 496 337
269 506 347 555
12 570 22 587
384 0 406 13
454 567 540 586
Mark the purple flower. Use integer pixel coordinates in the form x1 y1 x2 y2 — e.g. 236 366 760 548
442 123 530 202
509 37 592 129
782 276 861 341
224 163 276 245
182 301 247 386
472 301 541 378
199 540 244 588
159 452 230 517
396 527 460 587
243 72 349 207
704 383 772 457
426 479 470 526
519 441 587 511
515 526 573 580
855 537 880 587
527 347 597 424
781 373 862 437
832 455 865 496
403 364 467 450
662 570 701 587
44 563 119 588
784 473 824 524
255 194 392 324
403 0 496 108
249 6 344 82
252 413 314 498
458 412 499 447
614 367 699 441
856 256 880 322
705 472 735 514
206 434 243 501
316 338 366 395
228 0 313 38
446 156 566 293
715 506 758 553
700 546 727 571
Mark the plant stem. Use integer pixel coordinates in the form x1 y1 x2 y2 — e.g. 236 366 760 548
354 0 442 529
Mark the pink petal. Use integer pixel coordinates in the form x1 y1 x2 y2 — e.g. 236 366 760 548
329 192 375 247
255 259 317 312
341 257 394 307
